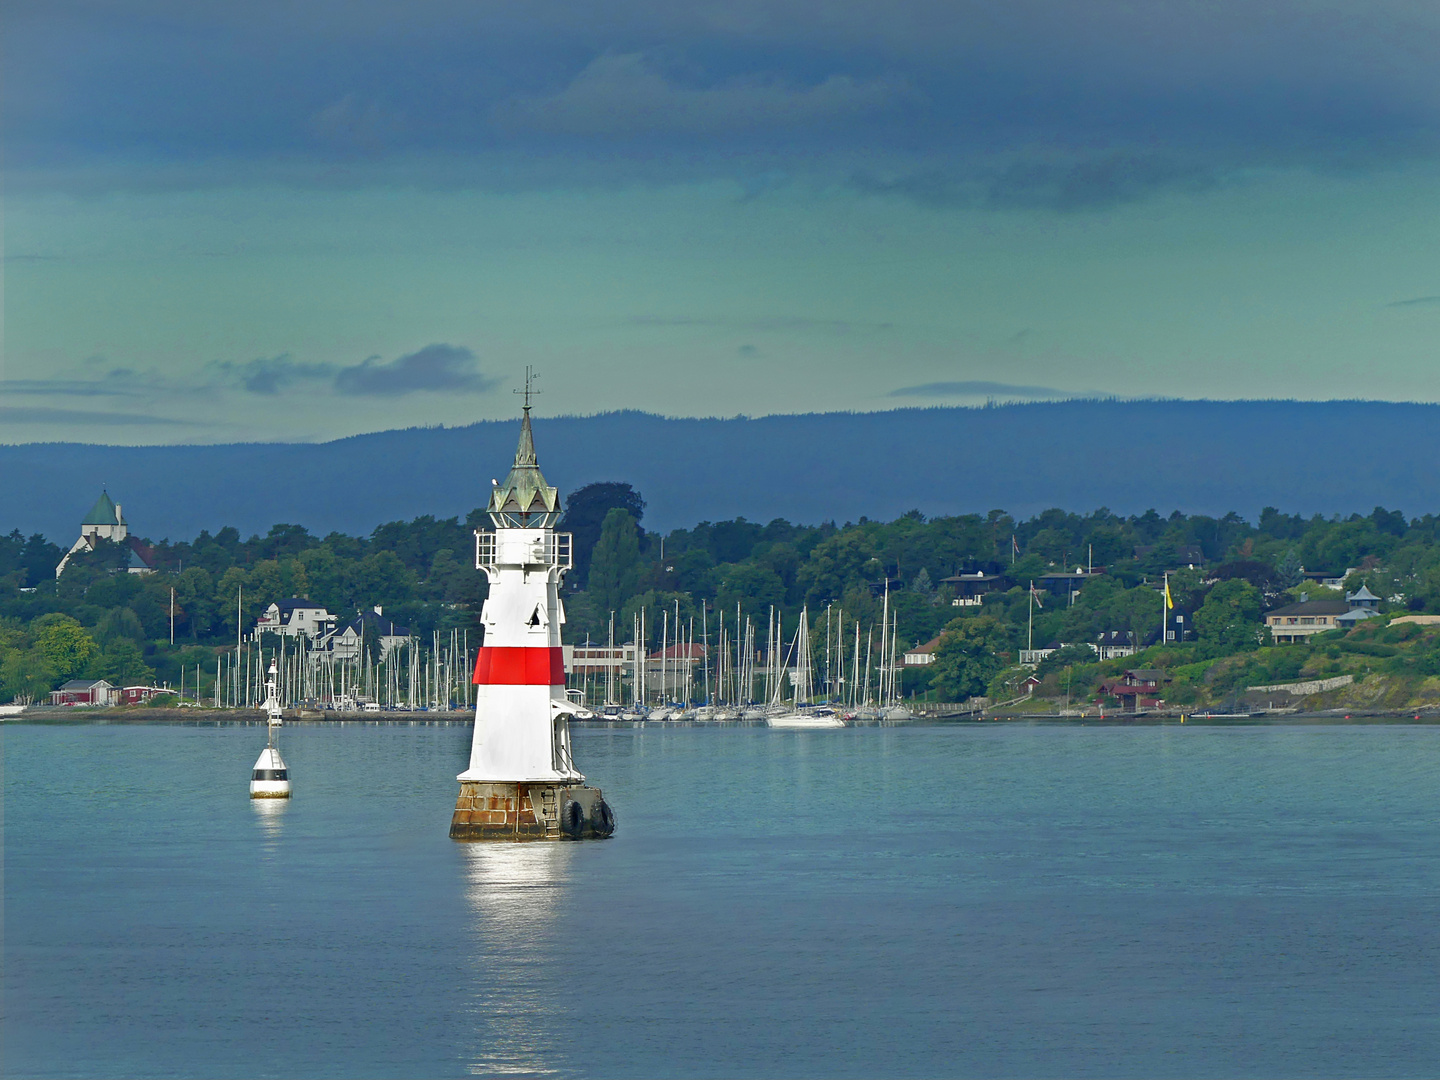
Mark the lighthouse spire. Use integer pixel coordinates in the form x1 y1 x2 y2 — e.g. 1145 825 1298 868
489 368 559 528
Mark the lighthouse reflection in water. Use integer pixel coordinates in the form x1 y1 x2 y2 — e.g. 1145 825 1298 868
460 842 575 1075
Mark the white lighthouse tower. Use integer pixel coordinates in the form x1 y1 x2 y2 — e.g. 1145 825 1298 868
450 392 614 840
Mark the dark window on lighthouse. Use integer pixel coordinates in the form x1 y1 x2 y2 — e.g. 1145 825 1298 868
528 604 543 628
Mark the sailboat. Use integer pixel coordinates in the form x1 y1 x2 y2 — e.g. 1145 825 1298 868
767 609 845 729
881 608 914 721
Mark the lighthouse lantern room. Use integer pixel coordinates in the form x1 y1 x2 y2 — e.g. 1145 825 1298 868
450 395 614 840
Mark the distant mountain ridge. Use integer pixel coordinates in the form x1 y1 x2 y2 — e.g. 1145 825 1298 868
3 400 1437 544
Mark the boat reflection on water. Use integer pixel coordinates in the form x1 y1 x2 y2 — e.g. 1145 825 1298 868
460 843 575 1077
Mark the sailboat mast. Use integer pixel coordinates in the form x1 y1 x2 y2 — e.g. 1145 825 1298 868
880 582 890 705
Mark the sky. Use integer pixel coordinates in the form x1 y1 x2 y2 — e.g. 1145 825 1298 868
4 0 1439 444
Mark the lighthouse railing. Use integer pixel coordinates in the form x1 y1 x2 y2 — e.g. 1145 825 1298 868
474 529 572 570
475 530 498 569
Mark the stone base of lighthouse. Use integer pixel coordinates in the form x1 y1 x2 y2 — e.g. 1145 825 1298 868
450 781 615 841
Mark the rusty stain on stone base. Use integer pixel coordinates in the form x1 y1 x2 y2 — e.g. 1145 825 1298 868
449 780 615 841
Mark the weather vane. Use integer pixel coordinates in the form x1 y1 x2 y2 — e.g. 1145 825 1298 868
514 366 541 411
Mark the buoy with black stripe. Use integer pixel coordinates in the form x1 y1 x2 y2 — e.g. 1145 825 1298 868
450 375 614 840
250 659 291 799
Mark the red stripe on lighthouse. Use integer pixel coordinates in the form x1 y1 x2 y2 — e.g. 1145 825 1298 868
472 646 565 685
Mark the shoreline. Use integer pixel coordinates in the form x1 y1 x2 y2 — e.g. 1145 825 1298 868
7 705 1440 726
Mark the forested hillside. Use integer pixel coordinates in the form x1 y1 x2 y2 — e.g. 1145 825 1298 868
5 400 1440 543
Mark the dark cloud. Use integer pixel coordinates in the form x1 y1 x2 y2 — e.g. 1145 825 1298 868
0 406 183 425
0 368 160 397
889 381 1077 400
9 1 1436 191
1386 296 1440 307
211 355 337 395
333 344 498 396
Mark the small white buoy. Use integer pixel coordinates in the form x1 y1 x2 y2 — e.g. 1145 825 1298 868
250 659 291 799
250 744 291 799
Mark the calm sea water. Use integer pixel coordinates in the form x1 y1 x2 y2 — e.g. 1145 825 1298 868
6 720 1440 1079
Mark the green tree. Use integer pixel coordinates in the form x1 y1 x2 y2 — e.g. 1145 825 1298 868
1276 548 1304 589
173 566 216 639
215 567 252 631
929 616 1011 699
350 551 415 607
1194 579 1264 654
621 590 699 648
90 640 156 686
297 546 343 610
2 649 57 701
32 614 99 681
248 560 286 605
714 563 785 614
589 509 642 612
1034 643 1102 678
560 482 646 586
96 607 146 644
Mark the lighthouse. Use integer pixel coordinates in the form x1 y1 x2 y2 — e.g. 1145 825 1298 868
449 396 615 840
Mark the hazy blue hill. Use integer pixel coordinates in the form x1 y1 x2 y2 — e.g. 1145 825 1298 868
4 400 1437 542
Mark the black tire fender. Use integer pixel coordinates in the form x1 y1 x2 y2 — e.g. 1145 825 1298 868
594 799 616 838
561 799 585 838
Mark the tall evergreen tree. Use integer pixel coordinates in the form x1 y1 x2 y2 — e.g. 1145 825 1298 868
561 483 645 586
589 508 642 614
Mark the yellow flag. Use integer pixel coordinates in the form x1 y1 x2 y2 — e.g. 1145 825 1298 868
1164 578 1174 610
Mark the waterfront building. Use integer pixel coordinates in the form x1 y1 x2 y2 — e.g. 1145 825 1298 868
118 685 174 705
313 606 410 660
1096 630 1137 661
48 679 117 706
1264 599 1349 643
563 643 638 676
903 636 942 666
645 642 706 697
1099 669 1169 711
255 598 336 639
1336 585 1383 628
1266 587 1382 643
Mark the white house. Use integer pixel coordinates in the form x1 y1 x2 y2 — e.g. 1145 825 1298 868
1096 630 1138 661
903 636 943 666
56 491 155 577
256 598 336 639
314 607 411 661
49 679 118 706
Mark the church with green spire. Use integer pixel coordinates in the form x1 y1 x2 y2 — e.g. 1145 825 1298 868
55 490 155 577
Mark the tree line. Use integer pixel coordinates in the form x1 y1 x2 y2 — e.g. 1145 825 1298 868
5 490 1440 705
